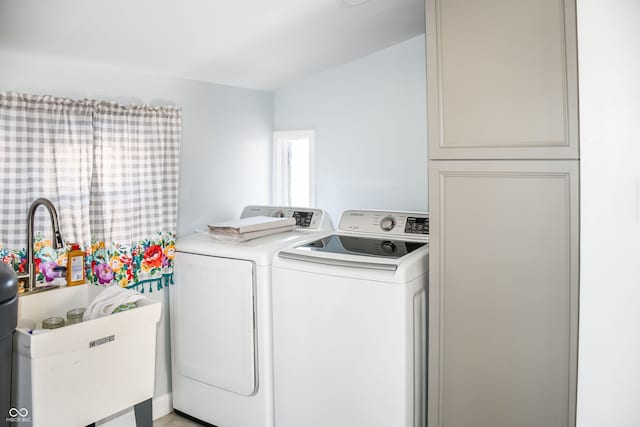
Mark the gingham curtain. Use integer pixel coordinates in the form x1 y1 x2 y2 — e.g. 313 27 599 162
0 92 181 286
90 102 181 245
0 93 94 249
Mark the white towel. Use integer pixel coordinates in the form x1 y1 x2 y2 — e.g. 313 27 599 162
83 285 145 321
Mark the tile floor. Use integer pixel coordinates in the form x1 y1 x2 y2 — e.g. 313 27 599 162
154 411 206 426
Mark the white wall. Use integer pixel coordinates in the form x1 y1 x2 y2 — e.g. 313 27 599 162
274 35 427 221
577 1 640 426
0 50 274 425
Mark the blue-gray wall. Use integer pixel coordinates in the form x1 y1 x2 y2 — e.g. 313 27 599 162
274 35 427 221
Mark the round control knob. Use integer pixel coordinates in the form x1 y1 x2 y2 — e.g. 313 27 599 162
380 216 396 231
380 241 396 255
273 210 285 218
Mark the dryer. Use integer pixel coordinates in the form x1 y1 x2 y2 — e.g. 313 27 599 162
170 205 332 427
272 209 429 427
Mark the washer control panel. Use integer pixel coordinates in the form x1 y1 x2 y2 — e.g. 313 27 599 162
338 210 429 237
241 205 325 229
404 216 429 235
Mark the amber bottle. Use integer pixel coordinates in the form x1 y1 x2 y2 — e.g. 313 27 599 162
66 243 85 286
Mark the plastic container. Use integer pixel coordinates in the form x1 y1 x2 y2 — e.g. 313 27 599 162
66 243 85 286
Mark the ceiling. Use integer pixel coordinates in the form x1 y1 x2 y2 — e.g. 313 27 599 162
0 0 425 90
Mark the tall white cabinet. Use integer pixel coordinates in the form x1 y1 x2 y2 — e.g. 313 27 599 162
428 161 579 427
426 1 580 426
426 0 579 159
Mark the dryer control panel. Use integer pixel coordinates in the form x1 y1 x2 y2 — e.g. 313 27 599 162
338 210 429 237
241 206 327 229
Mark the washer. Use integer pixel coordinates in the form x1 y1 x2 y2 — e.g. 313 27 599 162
272 209 429 427
170 205 332 427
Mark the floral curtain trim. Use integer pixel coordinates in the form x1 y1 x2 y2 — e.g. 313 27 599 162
0 92 181 295
0 231 175 292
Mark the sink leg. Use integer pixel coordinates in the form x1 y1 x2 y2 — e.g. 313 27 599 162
134 398 153 427
84 398 151 427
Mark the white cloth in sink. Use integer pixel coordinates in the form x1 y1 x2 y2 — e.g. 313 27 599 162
83 285 145 321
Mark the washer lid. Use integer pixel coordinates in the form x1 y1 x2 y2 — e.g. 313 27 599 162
277 233 429 275
299 235 426 259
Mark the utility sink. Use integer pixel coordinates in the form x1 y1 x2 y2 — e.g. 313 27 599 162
12 284 161 427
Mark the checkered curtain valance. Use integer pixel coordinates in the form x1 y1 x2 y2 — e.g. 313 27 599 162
0 92 181 289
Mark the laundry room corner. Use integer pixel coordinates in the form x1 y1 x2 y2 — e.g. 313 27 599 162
0 48 275 426
3 0 637 425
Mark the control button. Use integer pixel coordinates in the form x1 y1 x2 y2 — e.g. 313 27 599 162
273 210 285 218
380 241 396 255
380 216 396 231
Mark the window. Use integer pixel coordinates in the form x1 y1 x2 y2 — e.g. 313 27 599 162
273 130 315 207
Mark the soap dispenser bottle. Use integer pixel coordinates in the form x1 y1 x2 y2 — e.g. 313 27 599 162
67 243 85 286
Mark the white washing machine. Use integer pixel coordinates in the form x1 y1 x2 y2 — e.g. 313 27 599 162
170 205 332 427
272 209 429 427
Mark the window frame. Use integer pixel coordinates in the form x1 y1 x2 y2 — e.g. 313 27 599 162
272 129 316 207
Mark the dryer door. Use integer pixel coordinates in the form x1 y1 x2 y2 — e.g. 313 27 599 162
173 252 256 396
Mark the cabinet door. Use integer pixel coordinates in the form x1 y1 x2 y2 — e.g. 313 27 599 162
428 160 579 427
426 0 579 159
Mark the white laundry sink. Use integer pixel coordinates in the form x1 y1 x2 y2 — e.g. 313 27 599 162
11 284 161 427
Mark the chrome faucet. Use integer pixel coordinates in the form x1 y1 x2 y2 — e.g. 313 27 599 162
25 198 64 293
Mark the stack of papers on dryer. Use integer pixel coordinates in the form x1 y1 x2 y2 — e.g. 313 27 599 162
207 216 296 242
